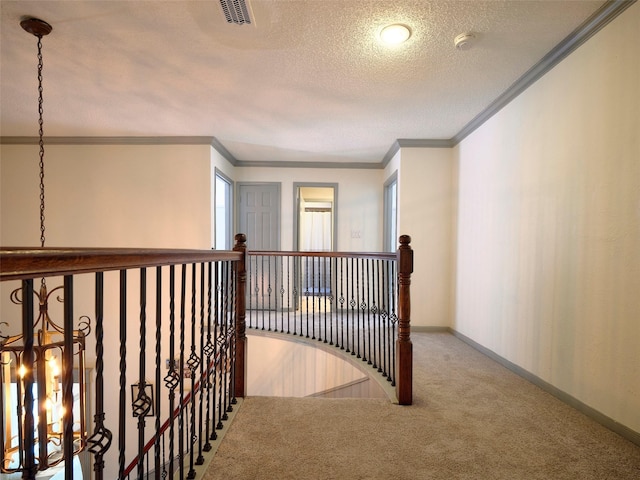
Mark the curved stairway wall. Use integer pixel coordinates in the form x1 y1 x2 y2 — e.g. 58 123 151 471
246 332 388 399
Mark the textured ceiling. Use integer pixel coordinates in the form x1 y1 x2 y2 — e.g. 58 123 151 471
0 1 608 164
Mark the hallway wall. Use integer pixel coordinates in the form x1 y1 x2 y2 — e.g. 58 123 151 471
453 3 639 434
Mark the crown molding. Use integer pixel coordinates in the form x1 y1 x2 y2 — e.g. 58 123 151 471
210 136 239 166
451 0 636 146
234 160 382 169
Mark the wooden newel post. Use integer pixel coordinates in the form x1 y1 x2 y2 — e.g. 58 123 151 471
233 233 247 398
396 235 413 405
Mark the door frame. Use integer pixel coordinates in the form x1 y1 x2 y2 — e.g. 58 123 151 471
292 182 338 252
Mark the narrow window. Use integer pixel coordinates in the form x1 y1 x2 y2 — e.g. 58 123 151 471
383 172 398 252
215 170 233 249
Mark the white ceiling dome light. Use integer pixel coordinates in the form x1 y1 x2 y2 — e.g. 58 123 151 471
379 24 412 45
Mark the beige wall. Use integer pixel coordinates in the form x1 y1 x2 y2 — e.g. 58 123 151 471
1 143 212 248
398 148 454 327
235 166 383 252
453 3 639 432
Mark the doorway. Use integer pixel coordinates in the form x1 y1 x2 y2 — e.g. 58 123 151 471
293 183 337 300
293 183 338 252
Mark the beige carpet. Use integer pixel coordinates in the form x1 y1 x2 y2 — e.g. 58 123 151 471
204 332 640 479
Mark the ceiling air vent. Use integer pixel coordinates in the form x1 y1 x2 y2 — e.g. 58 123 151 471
219 0 253 25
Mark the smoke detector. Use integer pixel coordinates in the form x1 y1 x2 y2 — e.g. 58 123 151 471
454 32 476 50
219 0 254 25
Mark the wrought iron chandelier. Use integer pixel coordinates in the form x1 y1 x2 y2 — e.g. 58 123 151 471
0 17 89 475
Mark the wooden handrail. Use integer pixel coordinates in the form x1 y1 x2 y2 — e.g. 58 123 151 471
248 250 396 261
0 248 242 281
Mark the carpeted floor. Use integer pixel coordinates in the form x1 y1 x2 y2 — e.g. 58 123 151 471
204 332 640 479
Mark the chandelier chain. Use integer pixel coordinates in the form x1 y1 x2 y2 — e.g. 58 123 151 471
37 35 46 250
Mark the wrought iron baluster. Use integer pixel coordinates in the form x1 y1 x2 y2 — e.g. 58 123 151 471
196 263 205 466
187 264 199 479
154 267 162 474
216 262 226 430
166 266 178 477
204 262 213 451
211 262 219 440
135 268 148 479
305 256 310 338
286 256 291 335
179 264 187 478
365 259 371 365
62 275 75 480
375 259 380 369
88 272 112 480
267 256 272 331
339 258 345 350
260 255 266 330
356 258 362 359
326 257 331 345
348 257 354 354
382 261 390 379
292 257 299 336
221 262 230 420
278 256 283 332
118 271 127 478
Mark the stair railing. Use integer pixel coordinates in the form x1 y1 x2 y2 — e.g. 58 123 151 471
244 235 413 404
0 240 246 480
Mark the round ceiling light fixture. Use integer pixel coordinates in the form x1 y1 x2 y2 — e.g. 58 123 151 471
379 24 412 45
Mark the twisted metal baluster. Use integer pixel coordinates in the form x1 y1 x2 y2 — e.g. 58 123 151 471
362 258 372 365
374 260 381 371
286 256 291 334
353 257 359 356
279 256 285 333
87 273 113 480
118 271 127 478
154 267 163 473
210 263 219 440
260 255 265 330
203 262 214 451
222 262 231 417
186 264 200 479
135 268 149 479
339 257 345 350
267 256 272 331
179 264 187 477
292 257 299 336
196 263 205 465
165 266 179 477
